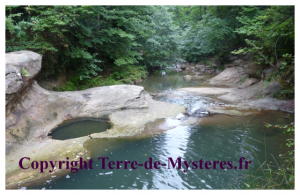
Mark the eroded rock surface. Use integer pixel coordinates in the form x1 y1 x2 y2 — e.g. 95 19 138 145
6 51 42 116
5 51 186 189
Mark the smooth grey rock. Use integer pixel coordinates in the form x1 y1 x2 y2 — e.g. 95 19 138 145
5 51 42 115
218 82 263 102
210 67 248 87
5 66 23 94
243 62 261 77
261 81 282 96
238 77 258 89
233 59 244 66
195 65 206 73
5 50 42 80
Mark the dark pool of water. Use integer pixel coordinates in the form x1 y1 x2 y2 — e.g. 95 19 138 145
26 72 294 190
50 119 111 140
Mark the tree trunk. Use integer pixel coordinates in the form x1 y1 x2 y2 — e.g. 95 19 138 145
217 6 220 18
199 6 202 20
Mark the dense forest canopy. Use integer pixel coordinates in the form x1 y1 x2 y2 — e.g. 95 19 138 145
5 5 294 92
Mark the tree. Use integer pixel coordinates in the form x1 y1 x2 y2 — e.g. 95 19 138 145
232 6 294 76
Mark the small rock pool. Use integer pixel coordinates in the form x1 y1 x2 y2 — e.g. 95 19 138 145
49 119 111 140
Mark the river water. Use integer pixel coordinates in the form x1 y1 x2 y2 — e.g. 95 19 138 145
27 71 294 189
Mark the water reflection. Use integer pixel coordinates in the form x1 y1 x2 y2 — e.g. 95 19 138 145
27 111 293 189
138 71 216 92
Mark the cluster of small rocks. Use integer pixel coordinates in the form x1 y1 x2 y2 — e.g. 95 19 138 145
175 62 219 76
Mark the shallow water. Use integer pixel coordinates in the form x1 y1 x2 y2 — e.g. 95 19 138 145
139 71 218 92
50 119 111 140
27 71 294 190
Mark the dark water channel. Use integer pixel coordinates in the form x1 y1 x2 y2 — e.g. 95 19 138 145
27 71 294 190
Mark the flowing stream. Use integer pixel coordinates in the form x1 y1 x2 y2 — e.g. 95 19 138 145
27 71 294 189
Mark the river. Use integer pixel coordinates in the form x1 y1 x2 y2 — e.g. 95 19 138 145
27 71 293 189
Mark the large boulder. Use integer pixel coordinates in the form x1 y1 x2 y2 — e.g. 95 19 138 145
183 66 194 72
243 61 261 77
261 81 282 96
232 59 244 66
195 65 206 73
210 67 248 87
5 51 42 116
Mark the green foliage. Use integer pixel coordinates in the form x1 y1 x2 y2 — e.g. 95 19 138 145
21 67 31 76
59 65 148 91
232 6 294 79
170 6 241 63
241 76 247 83
180 14 236 62
241 154 294 189
255 93 262 99
59 81 77 91
6 5 180 83
273 89 294 100
256 69 262 77
140 6 180 70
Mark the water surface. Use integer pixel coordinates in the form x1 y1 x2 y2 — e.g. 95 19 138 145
50 119 111 140
27 72 294 189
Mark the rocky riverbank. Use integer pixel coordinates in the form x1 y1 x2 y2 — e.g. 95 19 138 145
171 54 294 115
5 51 185 188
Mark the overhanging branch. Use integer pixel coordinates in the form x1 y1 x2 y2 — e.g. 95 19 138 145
249 41 282 77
